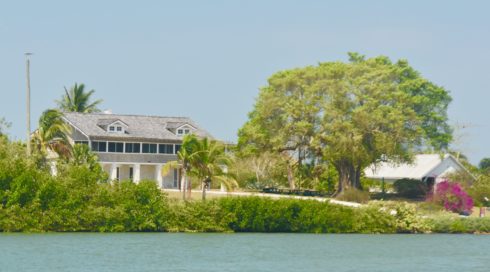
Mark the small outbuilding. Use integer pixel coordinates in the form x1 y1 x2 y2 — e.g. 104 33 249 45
364 154 475 188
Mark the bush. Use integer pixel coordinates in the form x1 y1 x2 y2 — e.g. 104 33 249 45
428 215 490 234
431 181 473 214
468 177 490 207
366 201 431 233
393 178 427 198
336 188 370 204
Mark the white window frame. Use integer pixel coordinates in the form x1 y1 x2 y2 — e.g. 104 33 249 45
175 124 195 136
106 121 127 134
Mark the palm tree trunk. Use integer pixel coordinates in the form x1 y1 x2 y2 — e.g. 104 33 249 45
187 177 192 199
202 181 207 201
181 168 186 201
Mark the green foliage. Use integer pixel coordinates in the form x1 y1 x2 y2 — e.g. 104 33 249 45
31 109 72 160
393 178 428 198
336 188 370 204
167 200 230 232
479 158 490 173
56 83 102 113
238 53 452 193
468 176 490 207
163 135 237 200
428 215 490 234
0 117 11 136
366 201 431 233
231 151 289 189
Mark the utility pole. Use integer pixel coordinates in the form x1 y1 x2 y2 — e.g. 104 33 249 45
25 53 32 156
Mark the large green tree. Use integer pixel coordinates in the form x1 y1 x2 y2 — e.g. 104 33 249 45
56 83 102 113
238 53 452 194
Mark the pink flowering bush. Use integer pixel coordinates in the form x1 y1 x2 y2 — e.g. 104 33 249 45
431 181 474 215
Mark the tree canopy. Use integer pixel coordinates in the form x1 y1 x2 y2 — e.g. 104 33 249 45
56 83 102 113
31 109 72 159
479 158 490 172
238 53 452 194
0 117 11 136
163 135 237 200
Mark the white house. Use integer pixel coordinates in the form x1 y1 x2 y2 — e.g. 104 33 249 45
62 112 213 189
364 154 475 187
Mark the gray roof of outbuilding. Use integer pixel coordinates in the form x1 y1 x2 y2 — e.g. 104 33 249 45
63 112 213 141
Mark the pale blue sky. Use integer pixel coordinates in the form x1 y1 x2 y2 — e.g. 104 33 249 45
1 1 489 164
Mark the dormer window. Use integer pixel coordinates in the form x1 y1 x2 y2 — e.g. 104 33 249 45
177 128 191 135
176 124 194 136
107 122 126 134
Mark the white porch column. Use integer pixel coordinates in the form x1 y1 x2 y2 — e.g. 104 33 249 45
155 164 163 188
133 163 141 184
110 163 118 180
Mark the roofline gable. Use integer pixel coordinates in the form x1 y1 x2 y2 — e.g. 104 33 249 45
106 120 129 128
175 123 196 131
62 116 90 140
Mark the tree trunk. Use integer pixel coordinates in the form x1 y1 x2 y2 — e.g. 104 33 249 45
287 163 295 190
181 169 186 201
202 181 207 201
354 165 363 190
334 162 351 196
187 177 192 199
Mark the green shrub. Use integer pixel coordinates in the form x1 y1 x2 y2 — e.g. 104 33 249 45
393 178 427 198
428 216 490 234
366 201 431 233
336 188 370 203
468 177 490 207
216 197 398 233
167 200 229 232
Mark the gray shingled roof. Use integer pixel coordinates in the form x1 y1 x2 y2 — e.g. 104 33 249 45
63 112 213 141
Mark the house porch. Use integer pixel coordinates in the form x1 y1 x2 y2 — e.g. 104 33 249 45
101 162 181 189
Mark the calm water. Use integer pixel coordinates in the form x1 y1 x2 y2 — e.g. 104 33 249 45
0 233 489 272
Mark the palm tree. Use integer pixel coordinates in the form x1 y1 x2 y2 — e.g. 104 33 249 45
31 109 72 159
71 143 99 169
162 135 237 201
187 137 237 200
162 135 200 200
56 83 102 113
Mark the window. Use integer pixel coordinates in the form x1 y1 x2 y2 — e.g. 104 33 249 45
108 142 124 153
91 141 107 152
142 143 157 153
177 127 191 135
175 144 181 154
125 143 141 153
159 144 174 154
129 167 134 180
108 124 124 133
